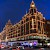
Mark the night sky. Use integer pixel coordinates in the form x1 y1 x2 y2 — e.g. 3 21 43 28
0 0 50 32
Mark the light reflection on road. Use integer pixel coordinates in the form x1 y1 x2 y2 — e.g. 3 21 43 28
1 48 50 50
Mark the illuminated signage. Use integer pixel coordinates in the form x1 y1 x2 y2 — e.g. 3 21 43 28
11 38 16 41
33 40 38 46
30 43 32 46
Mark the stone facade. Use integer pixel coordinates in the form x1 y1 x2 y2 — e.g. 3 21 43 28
0 0 47 42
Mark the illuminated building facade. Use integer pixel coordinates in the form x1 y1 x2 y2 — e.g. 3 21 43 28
0 33 3 41
2 1 47 42
45 20 50 38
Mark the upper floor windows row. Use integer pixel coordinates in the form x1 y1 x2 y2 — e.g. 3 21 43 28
21 16 35 24
30 9 36 15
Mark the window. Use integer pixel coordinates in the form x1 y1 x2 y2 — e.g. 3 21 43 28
11 34 12 35
30 9 34 15
16 25 18 27
30 29 37 33
9 34 10 36
43 24 45 29
18 30 20 33
29 36 33 39
16 34 17 37
21 21 23 24
11 30 13 32
18 27 20 29
38 22 41 31
18 34 20 36
11 36 12 38
11 28 13 30
16 31 17 33
37 16 40 20
38 22 40 25
24 24 25 35
30 16 35 23
26 36 28 40
26 18 29 22
21 26 24 35
33 20 36 24
12 35 14 37
26 22 29 34
30 21 32 29
30 17 32 20
34 9 36 13
24 20 25 23
31 16 35 19
34 25 36 28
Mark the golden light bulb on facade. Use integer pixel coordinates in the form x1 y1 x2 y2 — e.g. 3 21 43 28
31 4 35 7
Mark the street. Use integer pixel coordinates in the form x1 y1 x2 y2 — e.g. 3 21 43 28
1 48 50 50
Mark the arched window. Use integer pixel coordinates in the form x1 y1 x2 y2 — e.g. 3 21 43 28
30 16 35 20
37 16 40 20
26 18 29 22
32 16 35 19
21 21 23 24
30 9 34 15
34 9 36 13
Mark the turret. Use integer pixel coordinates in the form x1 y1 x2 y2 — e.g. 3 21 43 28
29 0 37 15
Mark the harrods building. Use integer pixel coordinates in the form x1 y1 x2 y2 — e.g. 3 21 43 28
2 1 47 42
